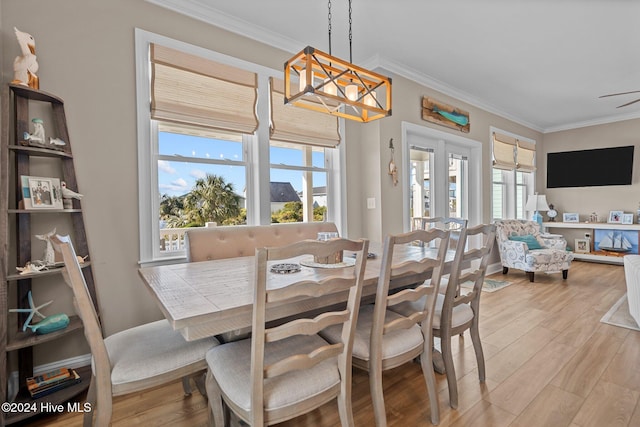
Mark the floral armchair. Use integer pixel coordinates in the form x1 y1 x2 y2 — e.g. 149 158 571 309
494 219 573 282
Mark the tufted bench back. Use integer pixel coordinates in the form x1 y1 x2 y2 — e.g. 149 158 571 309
184 222 339 262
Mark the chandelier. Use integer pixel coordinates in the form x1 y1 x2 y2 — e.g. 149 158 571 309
283 0 392 123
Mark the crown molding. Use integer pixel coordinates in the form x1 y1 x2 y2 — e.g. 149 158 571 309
543 110 640 133
146 0 302 53
146 0 640 135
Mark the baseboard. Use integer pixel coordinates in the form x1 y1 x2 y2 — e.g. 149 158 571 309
486 262 504 276
7 353 92 402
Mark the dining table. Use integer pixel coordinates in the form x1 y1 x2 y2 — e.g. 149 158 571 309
138 242 458 342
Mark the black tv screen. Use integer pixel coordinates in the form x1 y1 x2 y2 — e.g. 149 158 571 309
546 146 634 188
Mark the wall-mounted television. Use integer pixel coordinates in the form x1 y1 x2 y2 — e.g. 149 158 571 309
546 146 634 188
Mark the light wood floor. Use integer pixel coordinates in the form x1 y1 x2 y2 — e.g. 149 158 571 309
24 261 640 427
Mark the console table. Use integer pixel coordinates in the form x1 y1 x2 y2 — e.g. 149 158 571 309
543 222 640 265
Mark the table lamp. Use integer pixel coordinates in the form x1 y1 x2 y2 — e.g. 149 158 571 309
525 193 549 227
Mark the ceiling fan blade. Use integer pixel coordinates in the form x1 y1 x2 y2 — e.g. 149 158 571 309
617 98 640 108
599 90 640 98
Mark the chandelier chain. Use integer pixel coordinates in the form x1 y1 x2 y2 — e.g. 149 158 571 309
327 0 332 55
348 0 353 63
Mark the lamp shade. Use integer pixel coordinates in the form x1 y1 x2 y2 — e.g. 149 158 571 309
525 194 550 212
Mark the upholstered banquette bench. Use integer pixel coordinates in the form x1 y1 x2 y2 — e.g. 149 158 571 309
184 222 339 262
184 222 340 342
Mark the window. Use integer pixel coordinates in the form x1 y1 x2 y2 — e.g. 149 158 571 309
135 30 344 263
490 128 535 220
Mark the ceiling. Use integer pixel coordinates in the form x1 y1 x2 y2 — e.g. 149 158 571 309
149 0 640 133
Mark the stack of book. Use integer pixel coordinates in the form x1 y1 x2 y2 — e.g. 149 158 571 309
26 367 81 399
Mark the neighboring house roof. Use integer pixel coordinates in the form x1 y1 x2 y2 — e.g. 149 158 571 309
313 186 326 196
297 186 327 198
270 182 300 203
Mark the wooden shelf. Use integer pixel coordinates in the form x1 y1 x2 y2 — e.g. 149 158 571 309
572 252 625 265
6 262 91 282
8 209 82 214
8 144 72 158
7 316 84 351
4 365 91 425
7 84 64 104
2 84 98 426
545 222 639 265
544 221 640 230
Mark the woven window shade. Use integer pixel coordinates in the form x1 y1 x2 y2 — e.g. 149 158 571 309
150 44 258 134
516 139 536 172
492 132 517 170
270 78 340 148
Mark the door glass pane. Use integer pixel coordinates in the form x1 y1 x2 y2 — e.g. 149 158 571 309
448 153 468 219
409 147 433 219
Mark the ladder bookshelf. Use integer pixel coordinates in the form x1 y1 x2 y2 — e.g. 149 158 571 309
0 84 97 425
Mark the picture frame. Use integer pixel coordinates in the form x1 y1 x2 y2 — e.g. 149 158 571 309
574 238 590 254
594 229 639 254
608 210 624 224
622 213 634 225
21 176 63 210
563 213 579 223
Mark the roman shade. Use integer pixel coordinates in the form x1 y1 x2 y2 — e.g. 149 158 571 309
270 77 341 148
150 44 258 134
516 139 536 172
492 132 517 170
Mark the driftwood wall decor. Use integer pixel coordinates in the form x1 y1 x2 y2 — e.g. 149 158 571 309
421 97 470 133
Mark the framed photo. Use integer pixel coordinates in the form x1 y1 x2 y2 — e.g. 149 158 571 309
574 238 590 254
622 213 634 225
21 176 63 210
563 213 579 223
608 210 624 224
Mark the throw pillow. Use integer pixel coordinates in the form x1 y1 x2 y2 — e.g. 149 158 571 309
508 234 543 250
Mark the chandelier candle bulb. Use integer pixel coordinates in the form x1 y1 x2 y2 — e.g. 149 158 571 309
364 91 377 107
324 77 338 96
345 84 358 101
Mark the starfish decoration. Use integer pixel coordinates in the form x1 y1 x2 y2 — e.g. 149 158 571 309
9 290 53 332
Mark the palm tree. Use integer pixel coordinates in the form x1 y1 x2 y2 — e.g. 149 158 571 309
159 194 187 228
183 174 241 226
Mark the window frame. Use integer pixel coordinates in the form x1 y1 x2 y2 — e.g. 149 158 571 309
490 127 535 221
135 29 345 265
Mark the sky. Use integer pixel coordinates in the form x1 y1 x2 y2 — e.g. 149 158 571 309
158 132 326 198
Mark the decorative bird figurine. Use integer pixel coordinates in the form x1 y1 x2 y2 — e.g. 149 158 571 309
12 27 39 89
35 228 57 266
60 181 83 200
23 118 45 144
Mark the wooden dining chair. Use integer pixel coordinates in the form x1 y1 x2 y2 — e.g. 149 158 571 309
205 237 369 426
434 223 496 408
411 216 443 231
390 223 496 409
321 229 449 426
51 234 218 427
411 217 466 249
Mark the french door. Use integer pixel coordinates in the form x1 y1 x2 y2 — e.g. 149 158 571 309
402 123 481 231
